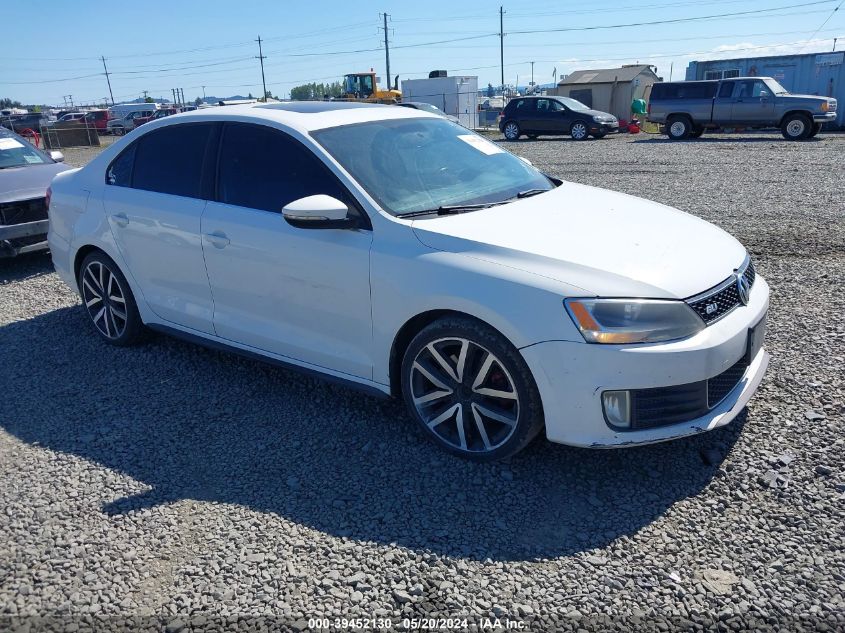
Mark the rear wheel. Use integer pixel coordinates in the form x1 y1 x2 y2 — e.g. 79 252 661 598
78 252 144 346
503 121 521 141
666 116 692 140
113 126 125 136
781 113 812 140
401 317 544 461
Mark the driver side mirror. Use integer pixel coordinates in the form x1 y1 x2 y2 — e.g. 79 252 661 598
282 195 358 230
50 151 65 162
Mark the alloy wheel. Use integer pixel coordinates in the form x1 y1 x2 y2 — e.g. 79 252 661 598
409 337 520 454
81 261 128 340
504 122 519 140
571 122 588 140
786 119 805 138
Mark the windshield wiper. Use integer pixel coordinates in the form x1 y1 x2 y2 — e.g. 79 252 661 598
397 202 501 218
516 188 548 198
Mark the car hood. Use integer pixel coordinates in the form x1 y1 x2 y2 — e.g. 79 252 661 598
0 162 71 204
575 108 616 120
411 182 746 298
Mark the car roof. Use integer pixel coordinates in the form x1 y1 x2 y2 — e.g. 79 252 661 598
153 100 437 133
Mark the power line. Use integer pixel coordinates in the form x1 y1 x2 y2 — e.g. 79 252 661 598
800 0 844 50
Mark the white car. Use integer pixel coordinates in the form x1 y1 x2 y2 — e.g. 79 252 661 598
47 102 769 460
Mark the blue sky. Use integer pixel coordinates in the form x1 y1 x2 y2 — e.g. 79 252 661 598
3 0 843 105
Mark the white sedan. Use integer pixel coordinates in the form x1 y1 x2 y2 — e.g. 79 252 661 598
47 102 769 460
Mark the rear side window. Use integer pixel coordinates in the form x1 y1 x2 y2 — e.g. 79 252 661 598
216 123 349 213
131 123 213 198
511 99 534 112
651 82 717 100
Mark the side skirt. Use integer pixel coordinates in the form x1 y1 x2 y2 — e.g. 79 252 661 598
146 323 391 400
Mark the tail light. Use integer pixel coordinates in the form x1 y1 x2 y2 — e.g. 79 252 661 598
46 186 52 210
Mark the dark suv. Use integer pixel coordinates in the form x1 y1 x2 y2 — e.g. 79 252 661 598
498 96 619 141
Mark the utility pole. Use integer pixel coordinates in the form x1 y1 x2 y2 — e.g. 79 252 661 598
142 90 148 100
255 36 268 101
530 61 534 90
180 88 185 107
171 88 177 106
101 56 115 105
499 6 505 91
669 61 674 82
834 38 838 52
202 85 206 99
380 12 392 90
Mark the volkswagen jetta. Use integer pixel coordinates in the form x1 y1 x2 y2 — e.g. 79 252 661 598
47 102 769 460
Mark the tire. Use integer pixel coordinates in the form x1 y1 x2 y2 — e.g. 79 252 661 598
689 127 704 139
570 120 589 140
592 132 606 139
503 121 521 141
401 316 544 461
808 123 822 138
113 126 125 136
781 113 812 140
666 116 692 140
78 251 145 346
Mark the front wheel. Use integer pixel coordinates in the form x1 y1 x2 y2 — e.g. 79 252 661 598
401 317 544 461
503 121 521 141
78 252 145 346
781 113 812 140
570 121 589 140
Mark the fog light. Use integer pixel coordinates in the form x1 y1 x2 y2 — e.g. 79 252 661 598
602 390 631 428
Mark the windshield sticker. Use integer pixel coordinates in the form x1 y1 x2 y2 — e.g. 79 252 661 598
457 134 504 155
23 155 42 163
0 138 25 150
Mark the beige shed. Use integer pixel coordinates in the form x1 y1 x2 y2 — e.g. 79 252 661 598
552 65 661 120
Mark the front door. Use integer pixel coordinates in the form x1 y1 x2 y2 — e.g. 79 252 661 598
729 79 776 124
102 122 218 334
201 123 375 380
533 98 570 133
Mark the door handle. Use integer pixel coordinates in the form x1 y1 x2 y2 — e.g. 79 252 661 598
204 231 230 249
111 212 129 227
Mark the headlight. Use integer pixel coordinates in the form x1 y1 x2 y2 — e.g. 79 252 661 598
565 298 705 344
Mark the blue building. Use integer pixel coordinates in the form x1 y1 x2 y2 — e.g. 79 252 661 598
686 51 844 128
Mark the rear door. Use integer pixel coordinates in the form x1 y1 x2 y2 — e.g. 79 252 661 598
201 122 374 379
730 79 776 123
102 122 218 334
510 98 537 132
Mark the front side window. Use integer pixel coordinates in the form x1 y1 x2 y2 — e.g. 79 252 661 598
217 123 348 213
131 123 213 198
718 82 734 98
313 117 553 217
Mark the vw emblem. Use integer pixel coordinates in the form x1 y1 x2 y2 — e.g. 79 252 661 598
735 273 750 306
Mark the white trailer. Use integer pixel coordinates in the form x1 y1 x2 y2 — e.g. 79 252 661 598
401 76 479 128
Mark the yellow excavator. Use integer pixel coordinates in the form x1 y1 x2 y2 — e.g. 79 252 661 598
341 71 401 103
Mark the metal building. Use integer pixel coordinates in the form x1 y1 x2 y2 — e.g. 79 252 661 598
686 51 844 128
401 76 479 129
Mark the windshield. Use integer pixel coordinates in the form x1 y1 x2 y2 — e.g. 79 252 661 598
312 117 553 216
556 97 590 110
0 134 50 168
764 78 789 95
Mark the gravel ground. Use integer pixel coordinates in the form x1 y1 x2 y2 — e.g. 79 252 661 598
1 132 843 632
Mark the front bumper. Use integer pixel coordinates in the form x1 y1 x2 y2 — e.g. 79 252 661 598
521 276 770 448
0 219 50 257
590 121 619 134
813 112 837 123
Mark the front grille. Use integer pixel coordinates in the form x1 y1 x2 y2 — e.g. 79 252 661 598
628 356 749 430
687 259 756 324
0 197 48 226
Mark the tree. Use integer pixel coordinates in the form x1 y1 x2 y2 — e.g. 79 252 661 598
194 97 202 106
289 82 343 101
144 96 154 103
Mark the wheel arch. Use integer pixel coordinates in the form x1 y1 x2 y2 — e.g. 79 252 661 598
778 110 812 127
388 309 514 397
73 244 107 283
